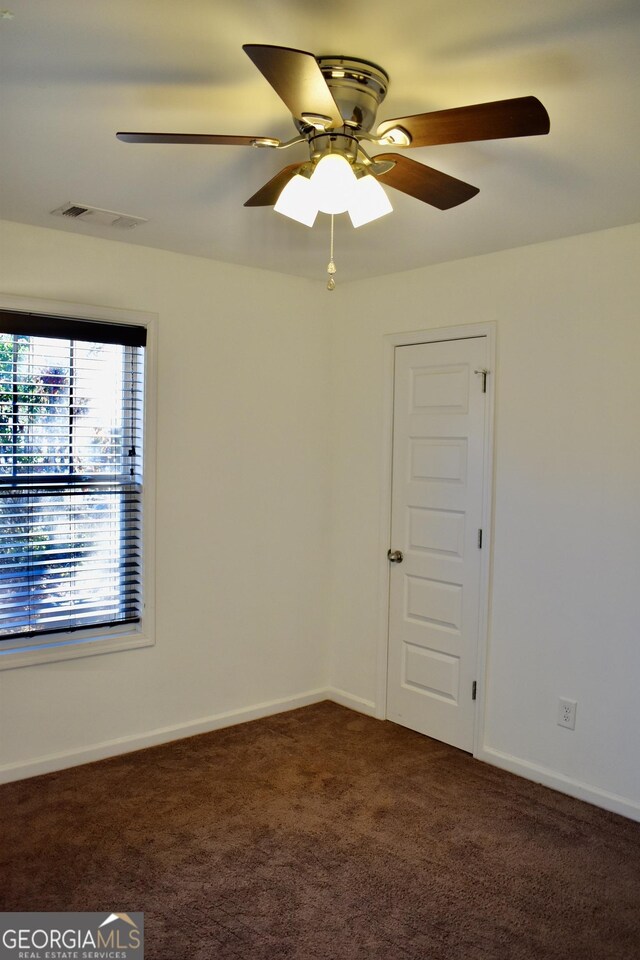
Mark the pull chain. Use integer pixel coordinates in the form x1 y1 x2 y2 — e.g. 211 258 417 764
327 214 336 291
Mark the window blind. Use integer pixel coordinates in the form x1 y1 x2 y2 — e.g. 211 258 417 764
0 311 146 640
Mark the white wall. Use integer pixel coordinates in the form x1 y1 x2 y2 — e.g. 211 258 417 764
0 220 332 776
328 222 640 819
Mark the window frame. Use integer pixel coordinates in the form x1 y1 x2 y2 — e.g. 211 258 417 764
0 293 156 671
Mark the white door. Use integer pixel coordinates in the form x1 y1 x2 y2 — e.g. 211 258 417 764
386 336 489 752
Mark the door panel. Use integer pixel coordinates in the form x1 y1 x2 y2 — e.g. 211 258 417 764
386 337 488 751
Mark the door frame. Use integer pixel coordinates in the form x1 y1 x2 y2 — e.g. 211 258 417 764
376 322 496 757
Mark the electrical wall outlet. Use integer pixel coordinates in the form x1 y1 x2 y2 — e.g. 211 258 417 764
557 698 577 730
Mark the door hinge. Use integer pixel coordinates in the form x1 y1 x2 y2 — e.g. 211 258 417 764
474 368 489 393
472 681 477 701
477 529 483 549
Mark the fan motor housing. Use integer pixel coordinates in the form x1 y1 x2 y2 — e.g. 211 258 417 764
297 56 389 134
307 132 359 163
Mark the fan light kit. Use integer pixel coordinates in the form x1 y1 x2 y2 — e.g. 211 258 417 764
118 44 550 289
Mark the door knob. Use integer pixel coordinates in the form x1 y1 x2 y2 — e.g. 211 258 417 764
387 549 403 563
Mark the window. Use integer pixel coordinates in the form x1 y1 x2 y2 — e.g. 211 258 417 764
0 308 150 663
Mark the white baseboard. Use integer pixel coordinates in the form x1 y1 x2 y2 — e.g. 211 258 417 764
477 745 640 824
9 690 636 825
326 687 377 717
0 688 329 784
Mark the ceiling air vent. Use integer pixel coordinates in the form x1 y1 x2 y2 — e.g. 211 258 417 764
61 204 90 218
50 203 148 230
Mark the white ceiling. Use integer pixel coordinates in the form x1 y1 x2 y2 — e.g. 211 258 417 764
1 0 639 282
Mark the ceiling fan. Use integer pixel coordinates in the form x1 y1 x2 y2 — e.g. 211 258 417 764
117 43 550 220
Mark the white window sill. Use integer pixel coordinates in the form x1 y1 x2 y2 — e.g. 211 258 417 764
0 628 154 671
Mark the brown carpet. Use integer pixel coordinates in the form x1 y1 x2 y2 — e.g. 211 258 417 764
1 701 639 960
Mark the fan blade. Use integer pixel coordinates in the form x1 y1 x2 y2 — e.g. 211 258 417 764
244 163 304 207
373 154 479 210
116 132 275 146
377 96 550 147
243 44 343 128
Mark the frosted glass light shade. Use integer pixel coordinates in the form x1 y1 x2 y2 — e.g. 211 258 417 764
348 174 393 227
274 174 318 227
310 154 358 214
274 156 393 229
